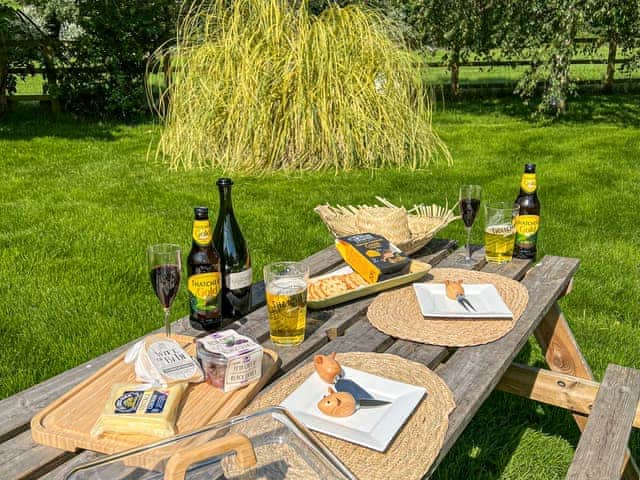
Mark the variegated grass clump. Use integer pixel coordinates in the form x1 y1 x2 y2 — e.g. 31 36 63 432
149 0 450 172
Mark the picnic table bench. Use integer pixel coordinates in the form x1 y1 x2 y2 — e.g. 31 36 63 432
1 239 638 479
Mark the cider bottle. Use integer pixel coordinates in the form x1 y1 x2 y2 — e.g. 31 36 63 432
213 178 252 318
187 207 222 330
514 164 541 259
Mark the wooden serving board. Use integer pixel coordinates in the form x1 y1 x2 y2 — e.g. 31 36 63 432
307 260 431 309
31 334 280 461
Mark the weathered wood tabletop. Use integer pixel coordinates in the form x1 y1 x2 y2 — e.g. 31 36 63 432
0 238 586 479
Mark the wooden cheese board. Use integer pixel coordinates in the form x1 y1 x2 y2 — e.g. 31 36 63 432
31 334 280 465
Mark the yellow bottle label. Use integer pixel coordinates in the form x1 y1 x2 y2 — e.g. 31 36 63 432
515 215 540 235
192 220 212 245
188 272 221 298
188 272 221 314
520 173 537 193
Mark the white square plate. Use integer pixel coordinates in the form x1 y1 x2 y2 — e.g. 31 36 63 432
412 283 513 319
280 367 426 452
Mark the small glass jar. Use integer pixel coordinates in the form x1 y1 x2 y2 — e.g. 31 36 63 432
196 330 263 392
196 343 228 389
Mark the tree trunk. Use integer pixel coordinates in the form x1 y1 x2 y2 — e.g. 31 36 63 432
0 33 7 115
42 41 60 115
604 36 617 92
450 48 460 97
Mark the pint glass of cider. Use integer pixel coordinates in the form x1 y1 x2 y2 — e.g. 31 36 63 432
484 202 520 263
264 262 309 346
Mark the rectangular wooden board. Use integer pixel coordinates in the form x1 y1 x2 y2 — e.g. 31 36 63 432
307 260 431 309
30 334 280 462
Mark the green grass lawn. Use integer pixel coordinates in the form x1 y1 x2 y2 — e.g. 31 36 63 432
2 94 640 478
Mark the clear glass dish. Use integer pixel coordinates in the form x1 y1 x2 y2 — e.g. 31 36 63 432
65 406 355 480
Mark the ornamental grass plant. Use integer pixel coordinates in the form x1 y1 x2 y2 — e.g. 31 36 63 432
149 0 450 172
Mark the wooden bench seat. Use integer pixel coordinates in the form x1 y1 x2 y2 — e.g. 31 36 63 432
566 364 640 480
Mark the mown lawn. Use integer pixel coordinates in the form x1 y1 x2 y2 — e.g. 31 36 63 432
1 94 639 478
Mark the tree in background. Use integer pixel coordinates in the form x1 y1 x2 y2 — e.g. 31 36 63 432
404 0 507 96
0 1 19 114
501 0 585 115
585 0 640 91
57 0 178 118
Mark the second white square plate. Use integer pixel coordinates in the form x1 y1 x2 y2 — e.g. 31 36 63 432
413 283 513 319
281 366 426 452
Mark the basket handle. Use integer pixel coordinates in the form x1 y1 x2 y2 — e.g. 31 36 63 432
164 433 257 480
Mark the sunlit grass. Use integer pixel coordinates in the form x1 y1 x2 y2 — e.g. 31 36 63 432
2 95 639 477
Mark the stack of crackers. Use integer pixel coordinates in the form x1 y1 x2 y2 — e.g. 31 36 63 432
307 272 369 301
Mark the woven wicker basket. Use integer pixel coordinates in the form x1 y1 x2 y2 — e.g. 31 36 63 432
315 196 460 255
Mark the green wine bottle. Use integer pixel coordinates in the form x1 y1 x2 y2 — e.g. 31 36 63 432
213 178 252 318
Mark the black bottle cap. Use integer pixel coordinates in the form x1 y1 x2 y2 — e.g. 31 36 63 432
194 206 209 219
216 178 234 187
525 163 536 173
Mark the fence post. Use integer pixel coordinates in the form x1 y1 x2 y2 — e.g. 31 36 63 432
604 36 617 92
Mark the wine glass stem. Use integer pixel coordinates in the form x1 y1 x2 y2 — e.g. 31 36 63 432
465 226 472 261
163 307 171 338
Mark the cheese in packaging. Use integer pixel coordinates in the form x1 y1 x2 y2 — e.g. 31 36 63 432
124 335 203 386
335 233 410 284
90 382 186 438
196 330 263 392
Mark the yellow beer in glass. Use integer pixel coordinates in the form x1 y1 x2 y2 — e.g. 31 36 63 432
264 262 309 346
484 202 520 263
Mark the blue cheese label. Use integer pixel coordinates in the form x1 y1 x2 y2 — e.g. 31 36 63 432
145 390 168 413
114 391 143 414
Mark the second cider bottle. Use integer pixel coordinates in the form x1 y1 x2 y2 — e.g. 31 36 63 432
213 178 252 318
514 163 541 259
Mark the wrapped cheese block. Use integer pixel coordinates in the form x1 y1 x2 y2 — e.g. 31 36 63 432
124 335 203 386
335 233 410 284
91 382 186 438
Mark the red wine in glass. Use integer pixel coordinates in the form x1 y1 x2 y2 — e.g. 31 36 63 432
459 185 482 262
149 264 181 308
147 244 182 337
460 198 481 228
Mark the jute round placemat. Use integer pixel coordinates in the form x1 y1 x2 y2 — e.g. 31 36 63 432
368 268 529 347
237 352 455 480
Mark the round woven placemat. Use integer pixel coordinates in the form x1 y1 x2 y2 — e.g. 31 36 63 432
367 268 529 347
238 352 455 480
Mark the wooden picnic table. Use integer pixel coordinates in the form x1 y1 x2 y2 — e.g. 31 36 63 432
0 239 636 479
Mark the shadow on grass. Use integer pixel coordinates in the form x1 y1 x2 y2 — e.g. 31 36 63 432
0 103 152 142
437 92 640 128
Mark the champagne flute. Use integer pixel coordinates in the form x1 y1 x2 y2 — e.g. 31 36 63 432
459 185 482 262
147 244 182 337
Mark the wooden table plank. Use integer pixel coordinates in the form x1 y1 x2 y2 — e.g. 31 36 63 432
436 246 487 269
567 364 640 480
427 255 580 475
0 430 74 480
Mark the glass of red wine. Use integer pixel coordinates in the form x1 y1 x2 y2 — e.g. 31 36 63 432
147 244 182 338
459 185 482 263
